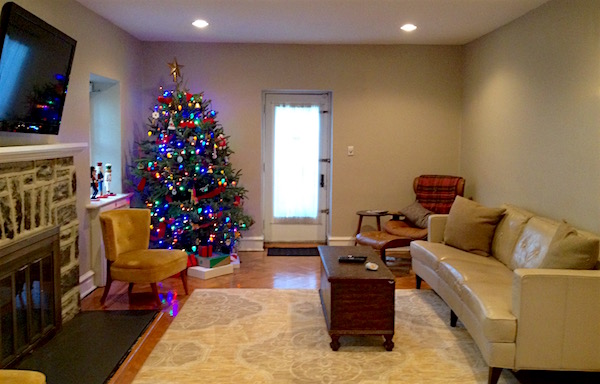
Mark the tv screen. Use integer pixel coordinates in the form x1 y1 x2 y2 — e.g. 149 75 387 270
0 2 76 135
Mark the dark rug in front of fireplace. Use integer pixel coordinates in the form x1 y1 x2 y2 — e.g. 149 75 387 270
15 310 158 384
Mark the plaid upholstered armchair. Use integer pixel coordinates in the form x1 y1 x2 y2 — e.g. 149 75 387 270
356 175 465 262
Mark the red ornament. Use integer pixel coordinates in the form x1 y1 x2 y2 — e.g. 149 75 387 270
158 221 166 237
137 177 147 191
216 134 227 148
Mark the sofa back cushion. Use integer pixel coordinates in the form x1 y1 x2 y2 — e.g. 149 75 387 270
511 216 558 269
541 222 599 270
492 205 534 268
510 216 600 270
443 196 505 257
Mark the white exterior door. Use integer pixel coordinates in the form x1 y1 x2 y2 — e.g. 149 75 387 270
263 92 331 242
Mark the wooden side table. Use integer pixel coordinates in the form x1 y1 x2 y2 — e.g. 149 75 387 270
355 210 389 245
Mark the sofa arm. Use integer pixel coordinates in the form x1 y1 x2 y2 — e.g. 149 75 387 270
512 268 600 370
427 214 448 243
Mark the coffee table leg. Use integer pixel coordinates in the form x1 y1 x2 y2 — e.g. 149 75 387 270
330 334 341 351
383 335 394 351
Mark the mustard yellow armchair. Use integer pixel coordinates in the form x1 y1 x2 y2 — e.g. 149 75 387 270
99 209 189 306
0 370 46 384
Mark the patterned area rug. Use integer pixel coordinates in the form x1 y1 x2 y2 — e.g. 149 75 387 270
133 289 519 384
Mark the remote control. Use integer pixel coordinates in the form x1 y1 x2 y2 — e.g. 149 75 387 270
338 255 367 263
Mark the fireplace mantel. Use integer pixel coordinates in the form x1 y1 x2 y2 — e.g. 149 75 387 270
0 143 87 163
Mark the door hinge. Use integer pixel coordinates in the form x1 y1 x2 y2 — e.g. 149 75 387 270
320 209 329 214
319 158 330 163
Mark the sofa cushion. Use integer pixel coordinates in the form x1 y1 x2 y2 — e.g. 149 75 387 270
443 196 505 257
511 216 558 269
491 204 534 269
438 257 517 343
411 240 478 274
460 280 517 343
540 222 599 270
400 201 432 229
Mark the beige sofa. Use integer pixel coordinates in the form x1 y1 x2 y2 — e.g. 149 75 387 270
410 201 600 384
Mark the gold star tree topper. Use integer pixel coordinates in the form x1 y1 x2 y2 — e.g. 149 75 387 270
168 58 184 82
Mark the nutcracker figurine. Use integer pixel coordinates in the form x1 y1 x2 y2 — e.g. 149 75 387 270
105 163 115 196
90 166 98 199
96 162 105 197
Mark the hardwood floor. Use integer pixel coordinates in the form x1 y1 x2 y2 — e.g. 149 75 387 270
81 249 422 383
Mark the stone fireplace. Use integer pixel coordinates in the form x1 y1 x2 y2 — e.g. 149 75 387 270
0 144 86 323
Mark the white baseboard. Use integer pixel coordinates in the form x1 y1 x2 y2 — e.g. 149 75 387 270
238 235 356 249
238 236 264 251
79 270 96 299
327 236 355 246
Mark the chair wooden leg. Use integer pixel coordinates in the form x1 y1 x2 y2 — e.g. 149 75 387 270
180 269 189 295
488 367 502 384
100 278 112 305
380 248 386 264
151 283 162 306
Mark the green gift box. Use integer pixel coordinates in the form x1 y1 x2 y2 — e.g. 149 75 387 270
196 252 231 268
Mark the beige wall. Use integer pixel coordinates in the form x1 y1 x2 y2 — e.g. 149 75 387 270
462 0 600 232
141 43 463 240
0 1 142 278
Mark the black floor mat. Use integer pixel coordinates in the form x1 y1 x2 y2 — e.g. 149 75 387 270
267 247 320 256
15 310 158 384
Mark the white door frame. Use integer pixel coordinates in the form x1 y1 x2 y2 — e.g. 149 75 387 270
261 90 332 243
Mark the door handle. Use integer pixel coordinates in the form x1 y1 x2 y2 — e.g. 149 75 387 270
320 174 325 188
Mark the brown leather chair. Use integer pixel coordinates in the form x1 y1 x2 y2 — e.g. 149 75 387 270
356 175 465 262
99 209 189 306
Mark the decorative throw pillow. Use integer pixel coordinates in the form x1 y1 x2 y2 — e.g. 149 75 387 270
540 222 599 269
400 201 433 229
443 196 505 257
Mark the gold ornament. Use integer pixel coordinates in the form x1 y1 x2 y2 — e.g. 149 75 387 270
168 58 184 82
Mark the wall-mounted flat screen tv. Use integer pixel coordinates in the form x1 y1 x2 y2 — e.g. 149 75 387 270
0 2 76 135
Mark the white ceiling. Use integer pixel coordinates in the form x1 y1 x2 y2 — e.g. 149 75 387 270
75 0 549 45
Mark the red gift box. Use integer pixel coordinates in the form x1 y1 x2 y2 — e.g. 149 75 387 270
199 245 213 257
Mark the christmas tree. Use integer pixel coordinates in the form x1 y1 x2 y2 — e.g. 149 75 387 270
131 59 253 256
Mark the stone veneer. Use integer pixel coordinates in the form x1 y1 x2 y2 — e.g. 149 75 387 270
0 156 80 321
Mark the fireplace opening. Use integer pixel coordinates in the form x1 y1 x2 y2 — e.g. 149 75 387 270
0 226 61 368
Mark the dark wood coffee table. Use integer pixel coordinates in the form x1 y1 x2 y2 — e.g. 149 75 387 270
318 245 395 351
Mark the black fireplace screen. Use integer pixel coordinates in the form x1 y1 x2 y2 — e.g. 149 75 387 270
0 226 61 367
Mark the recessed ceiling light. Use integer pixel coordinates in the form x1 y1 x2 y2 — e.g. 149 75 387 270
192 19 209 29
401 24 417 32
